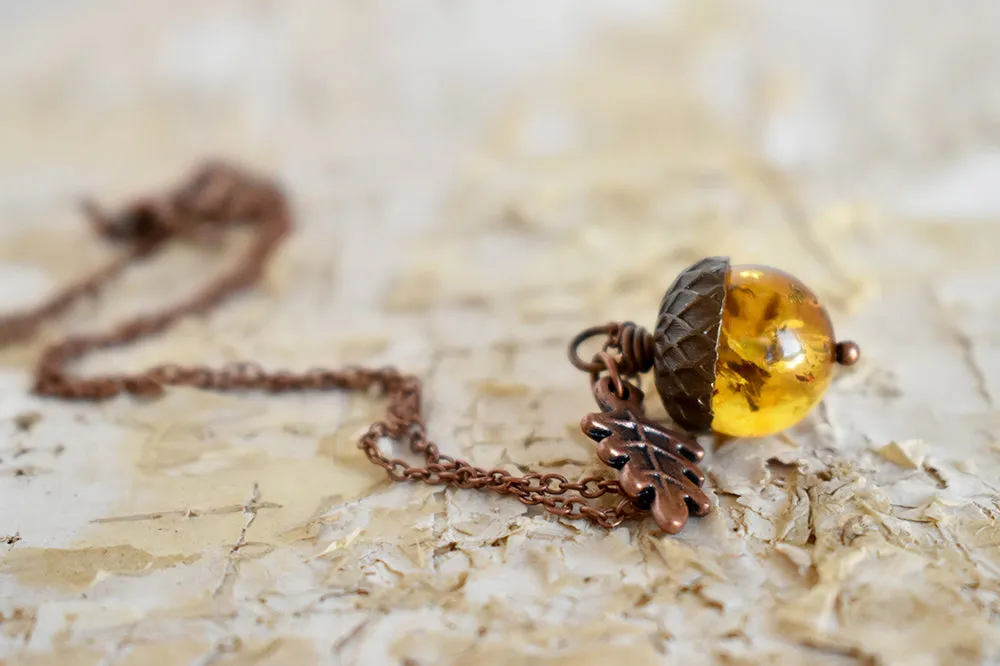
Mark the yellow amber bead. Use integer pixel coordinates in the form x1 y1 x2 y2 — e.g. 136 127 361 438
710 265 836 437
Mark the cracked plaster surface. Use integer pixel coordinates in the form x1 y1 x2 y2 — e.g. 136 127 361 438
2 1 1000 665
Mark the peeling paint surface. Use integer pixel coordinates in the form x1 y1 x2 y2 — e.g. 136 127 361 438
3 2 1000 664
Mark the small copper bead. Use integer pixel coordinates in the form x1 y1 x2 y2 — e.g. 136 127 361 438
836 341 861 366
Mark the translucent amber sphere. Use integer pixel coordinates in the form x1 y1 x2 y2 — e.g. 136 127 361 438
710 265 836 437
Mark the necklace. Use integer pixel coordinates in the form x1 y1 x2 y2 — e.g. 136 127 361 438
0 161 860 535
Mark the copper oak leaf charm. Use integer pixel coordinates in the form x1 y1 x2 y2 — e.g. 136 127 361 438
582 377 712 533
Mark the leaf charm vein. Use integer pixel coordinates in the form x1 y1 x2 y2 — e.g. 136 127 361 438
582 379 712 534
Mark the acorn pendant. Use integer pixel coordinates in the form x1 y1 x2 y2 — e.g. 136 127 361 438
653 256 859 438
572 256 859 533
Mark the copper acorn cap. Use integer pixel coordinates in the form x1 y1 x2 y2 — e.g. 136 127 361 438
652 256 730 433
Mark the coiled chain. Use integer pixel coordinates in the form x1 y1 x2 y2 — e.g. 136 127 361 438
0 161 637 529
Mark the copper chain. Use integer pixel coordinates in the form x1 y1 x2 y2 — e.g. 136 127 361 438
0 161 637 529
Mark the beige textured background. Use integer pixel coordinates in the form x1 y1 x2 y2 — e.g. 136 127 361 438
2 2 1000 664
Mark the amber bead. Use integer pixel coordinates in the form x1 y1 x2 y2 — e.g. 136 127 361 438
710 265 836 437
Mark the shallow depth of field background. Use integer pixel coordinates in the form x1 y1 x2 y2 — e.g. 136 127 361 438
2 2 1000 665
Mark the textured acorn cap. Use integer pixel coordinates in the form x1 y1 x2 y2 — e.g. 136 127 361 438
652 256 729 433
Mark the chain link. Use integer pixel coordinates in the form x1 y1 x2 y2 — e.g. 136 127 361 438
0 161 636 529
